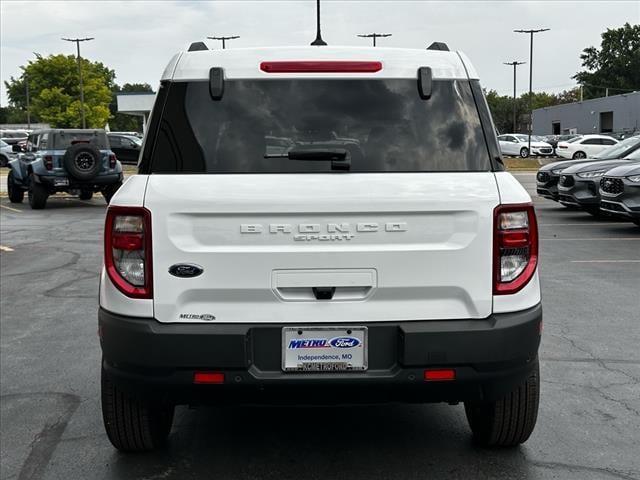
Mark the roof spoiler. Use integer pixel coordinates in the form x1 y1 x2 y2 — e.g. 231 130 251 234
427 42 449 51
188 41 208 52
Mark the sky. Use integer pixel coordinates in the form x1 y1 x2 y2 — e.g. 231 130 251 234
1 0 638 106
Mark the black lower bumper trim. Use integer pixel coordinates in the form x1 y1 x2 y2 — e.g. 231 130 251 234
99 304 542 404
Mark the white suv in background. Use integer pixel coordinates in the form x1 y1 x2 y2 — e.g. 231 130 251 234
99 44 542 452
556 134 619 159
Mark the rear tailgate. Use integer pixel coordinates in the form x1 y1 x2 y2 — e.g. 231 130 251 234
146 173 499 324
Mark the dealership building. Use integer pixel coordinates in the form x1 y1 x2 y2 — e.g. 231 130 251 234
532 91 640 136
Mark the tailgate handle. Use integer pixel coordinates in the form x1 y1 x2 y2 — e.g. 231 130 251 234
312 287 336 300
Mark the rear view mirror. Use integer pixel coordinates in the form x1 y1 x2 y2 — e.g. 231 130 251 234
209 67 224 100
418 67 432 100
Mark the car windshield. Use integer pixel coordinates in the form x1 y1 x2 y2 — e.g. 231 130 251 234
144 79 493 173
566 136 582 143
123 135 142 146
514 135 530 142
593 136 640 159
0 140 7 147
53 131 108 149
624 148 640 160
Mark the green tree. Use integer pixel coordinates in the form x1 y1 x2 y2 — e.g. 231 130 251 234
4 54 114 128
573 23 640 100
109 83 154 132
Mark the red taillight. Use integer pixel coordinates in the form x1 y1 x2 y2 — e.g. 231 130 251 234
109 154 117 168
193 372 225 384
260 61 382 73
493 204 538 295
104 206 152 299
44 155 53 170
424 369 456 381
558 145 567 149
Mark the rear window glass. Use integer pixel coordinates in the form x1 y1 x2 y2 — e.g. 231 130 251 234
53 131 108 149
145 79 492 173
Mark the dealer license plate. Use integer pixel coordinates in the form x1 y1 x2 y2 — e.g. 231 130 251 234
282 327 367 372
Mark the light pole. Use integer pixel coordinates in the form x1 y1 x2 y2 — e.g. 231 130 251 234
24 72 31 129
503 61 526 133
310 0 327 46
514 28 549 151
207 35 240 49
357 33 392 47
62 37 94 128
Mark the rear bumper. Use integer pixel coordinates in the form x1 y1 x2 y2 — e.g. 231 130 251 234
35 172 123 190
99 304 542 405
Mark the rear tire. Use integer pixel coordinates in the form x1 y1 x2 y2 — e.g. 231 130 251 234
464 362 539 447
28 176 48 210
79 190 93 200
7 171 24 203
519 147 529 158
572 151 586 159
0 154 8 167
102 181 122 204
101 364 174 452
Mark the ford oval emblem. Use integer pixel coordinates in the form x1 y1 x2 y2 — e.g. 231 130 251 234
330 337 360 348
169 263 203 278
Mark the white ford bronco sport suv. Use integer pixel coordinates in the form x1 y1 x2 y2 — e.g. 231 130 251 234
99 43 542 452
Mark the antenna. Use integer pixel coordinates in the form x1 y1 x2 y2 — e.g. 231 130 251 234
310 0 327 46
207 35 240 49
357 33 392 47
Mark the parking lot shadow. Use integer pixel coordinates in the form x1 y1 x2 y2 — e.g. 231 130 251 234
108 404 537 480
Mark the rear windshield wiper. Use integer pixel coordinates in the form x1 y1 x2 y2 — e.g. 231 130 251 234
264 148 350 170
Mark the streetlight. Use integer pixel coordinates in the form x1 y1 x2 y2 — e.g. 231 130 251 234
357 33 392 47
514 28 550 151
207 35 240 49
62 37 94 129
310 0 327 46
503 61 526 133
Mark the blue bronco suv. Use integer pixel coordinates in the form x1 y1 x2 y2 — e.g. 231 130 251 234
7 129 123 209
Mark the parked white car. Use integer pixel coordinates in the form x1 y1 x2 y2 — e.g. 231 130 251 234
556 134 618 160
498 134 553 158
0 139 17 167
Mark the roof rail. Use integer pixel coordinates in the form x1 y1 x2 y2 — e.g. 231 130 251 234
188 41 209 52
427 42 449 52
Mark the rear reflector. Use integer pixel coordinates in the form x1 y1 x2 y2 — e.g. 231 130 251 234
260 61 382 73
424 369 456 381
193 372 225 384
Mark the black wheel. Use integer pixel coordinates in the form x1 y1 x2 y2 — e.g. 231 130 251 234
519 147 529 158
79 190 93 200
572 151 586 159
0 154 8 167
102 181 122 204
7 170 24 203
101 364 174 452
63 143 102 181
28 175 48 210
464 362 539 447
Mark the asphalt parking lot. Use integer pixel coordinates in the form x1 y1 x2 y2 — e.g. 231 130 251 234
1 172 639 480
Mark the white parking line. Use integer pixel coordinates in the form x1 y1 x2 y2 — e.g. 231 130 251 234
571 260 640 263
542 237 640 241
0 204 22 213
539 223 627 226
0 245 15 252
